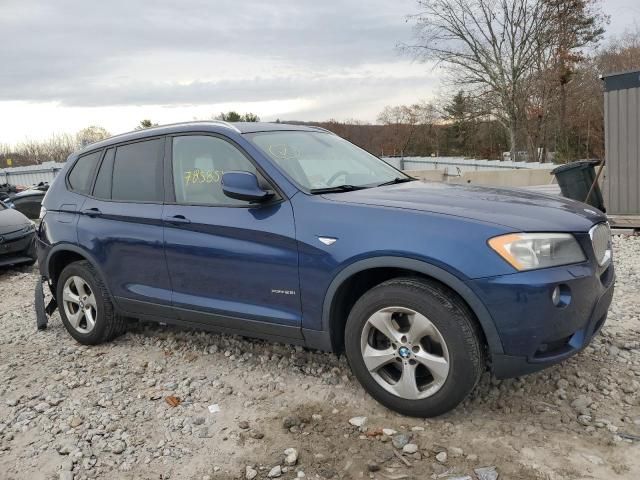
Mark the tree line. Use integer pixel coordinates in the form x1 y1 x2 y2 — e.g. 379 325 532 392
0 115 263 167
0 126 111 167
0 114 259 167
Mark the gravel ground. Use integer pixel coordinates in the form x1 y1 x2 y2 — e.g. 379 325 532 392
1 235 639 480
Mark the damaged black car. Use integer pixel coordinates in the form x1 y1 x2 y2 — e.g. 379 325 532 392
0 199 37 268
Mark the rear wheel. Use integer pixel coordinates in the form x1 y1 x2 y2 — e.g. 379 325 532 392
56 261 125 344
345 277 485 417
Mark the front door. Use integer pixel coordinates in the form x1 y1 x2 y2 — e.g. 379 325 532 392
162 134 302 340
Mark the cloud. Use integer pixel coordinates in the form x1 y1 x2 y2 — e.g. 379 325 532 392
2 71 437 107
0 0 428 109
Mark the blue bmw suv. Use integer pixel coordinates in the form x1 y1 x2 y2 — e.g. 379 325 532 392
36 121 614 416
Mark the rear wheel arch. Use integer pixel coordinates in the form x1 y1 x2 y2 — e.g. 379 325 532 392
322 256 504 357
47 245 113 301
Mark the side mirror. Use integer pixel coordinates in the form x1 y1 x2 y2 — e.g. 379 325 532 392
221 171 273 203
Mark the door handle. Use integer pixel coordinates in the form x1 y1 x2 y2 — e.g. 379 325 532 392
81 207 102 217
164 214 191 224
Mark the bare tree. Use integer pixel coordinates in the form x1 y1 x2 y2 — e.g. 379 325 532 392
544 0 607 159
377 102 437 156
407 0 551 158
76 126 110 149
598 26 640 73
10 134 76 165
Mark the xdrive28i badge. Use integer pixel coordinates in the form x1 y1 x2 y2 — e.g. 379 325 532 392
271 289 296 296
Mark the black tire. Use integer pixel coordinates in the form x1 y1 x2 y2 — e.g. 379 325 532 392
56 260 125 345
344 277 485 417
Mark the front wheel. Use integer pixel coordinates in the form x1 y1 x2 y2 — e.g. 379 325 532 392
345 278 485 417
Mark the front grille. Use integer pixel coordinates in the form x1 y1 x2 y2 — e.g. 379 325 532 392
590 223 611 266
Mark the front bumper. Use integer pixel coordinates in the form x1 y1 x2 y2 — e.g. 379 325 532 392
0 231 36 267
471 260 615 379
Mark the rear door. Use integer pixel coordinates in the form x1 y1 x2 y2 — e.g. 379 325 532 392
77 137 172 315
162 133 302 339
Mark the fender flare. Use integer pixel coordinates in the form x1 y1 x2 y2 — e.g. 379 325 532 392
321 256 504 355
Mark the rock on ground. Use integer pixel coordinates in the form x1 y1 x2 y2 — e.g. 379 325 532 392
0 235 639 479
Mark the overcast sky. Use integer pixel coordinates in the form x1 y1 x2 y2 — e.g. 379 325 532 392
1 0 639 145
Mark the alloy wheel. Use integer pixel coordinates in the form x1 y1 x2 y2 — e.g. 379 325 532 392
62 275 98 334
360 306 450 400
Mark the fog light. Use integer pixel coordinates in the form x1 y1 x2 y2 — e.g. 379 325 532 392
552 286 561 306
551 284 571 308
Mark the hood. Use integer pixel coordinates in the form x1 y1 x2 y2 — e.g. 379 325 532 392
11 189 46 200
0 207 31 234
323 181 605 232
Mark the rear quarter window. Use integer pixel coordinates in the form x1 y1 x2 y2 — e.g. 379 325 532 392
68 151 102 195
93 148 115 199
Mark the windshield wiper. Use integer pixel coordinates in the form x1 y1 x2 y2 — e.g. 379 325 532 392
309 184 369 194
377 177 416 187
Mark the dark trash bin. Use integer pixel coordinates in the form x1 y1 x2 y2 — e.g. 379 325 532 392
551 160 606 212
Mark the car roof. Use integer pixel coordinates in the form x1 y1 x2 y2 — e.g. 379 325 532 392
76 121 331 156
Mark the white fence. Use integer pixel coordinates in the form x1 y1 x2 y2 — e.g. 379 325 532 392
383 156 555 173
1 157 555 187
0 162 65 186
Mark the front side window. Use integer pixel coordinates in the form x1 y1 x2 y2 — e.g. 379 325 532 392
172 135 257 205
247 131 407 192
112 138 164 202
68 150 102 195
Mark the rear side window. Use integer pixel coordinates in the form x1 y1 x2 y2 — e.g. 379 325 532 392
68 151 102 195
93 148 115 199
111 139 164 202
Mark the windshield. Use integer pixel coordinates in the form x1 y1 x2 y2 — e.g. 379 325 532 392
247 131 409 192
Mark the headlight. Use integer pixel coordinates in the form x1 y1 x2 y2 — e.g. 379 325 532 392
488 233 586 271
21 222 36 234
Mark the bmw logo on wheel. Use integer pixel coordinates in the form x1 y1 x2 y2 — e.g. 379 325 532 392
398 346 411 359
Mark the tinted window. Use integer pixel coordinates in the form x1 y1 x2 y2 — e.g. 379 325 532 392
93 148 115 199
112 139 164 202
68 151 102 194
172 135 257 205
